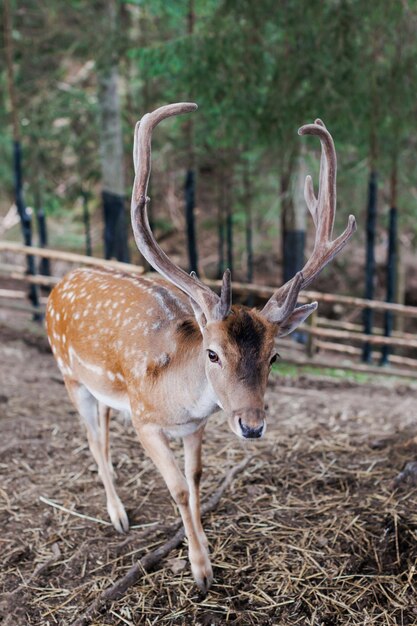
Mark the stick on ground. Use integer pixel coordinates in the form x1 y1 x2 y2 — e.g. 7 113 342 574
71 456 250 626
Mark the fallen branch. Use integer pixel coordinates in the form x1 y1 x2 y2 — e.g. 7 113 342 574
71 456 250 626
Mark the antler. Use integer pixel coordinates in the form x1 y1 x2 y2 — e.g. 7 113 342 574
261 118 356 322
131 103 231 322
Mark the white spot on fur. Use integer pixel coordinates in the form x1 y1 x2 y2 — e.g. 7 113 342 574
157 353 170 367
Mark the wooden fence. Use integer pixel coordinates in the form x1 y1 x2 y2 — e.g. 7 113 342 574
1 241 417 379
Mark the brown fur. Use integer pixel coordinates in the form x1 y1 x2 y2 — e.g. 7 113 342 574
224 306 272 387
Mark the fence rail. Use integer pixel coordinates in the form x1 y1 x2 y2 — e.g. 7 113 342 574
1 243 416 379
0 242 145 273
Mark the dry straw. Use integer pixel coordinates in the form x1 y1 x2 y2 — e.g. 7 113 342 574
2 318 417 625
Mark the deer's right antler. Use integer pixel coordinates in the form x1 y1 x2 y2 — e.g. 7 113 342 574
131 103 231 322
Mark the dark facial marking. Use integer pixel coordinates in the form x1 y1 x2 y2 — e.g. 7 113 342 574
226 308 267 386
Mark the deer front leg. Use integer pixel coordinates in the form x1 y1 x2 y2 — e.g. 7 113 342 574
183 423 208 549
135 423 213 592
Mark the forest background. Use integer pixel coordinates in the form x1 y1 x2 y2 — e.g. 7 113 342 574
1 0 416 303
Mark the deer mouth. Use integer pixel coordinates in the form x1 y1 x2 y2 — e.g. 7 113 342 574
229 409 267 440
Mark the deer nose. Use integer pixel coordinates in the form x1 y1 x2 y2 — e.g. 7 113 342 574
233 408 266 439
239 419 264 439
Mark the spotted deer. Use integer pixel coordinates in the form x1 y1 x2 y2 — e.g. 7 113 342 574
46 103 356 592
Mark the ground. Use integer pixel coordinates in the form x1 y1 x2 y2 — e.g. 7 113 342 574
1 312 417 626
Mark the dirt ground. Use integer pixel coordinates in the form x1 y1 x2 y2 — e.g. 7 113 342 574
1 311 417 626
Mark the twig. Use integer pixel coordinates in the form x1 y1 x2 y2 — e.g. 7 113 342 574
71 456 250 626
39 496 112 526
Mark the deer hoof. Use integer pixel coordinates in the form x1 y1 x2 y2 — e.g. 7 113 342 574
192 559 213 594
107 499 129 533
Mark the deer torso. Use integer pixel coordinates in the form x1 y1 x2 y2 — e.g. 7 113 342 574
46 267 219 434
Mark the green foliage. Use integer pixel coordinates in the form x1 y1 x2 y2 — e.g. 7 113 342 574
272 361 415 385
1 0 417 253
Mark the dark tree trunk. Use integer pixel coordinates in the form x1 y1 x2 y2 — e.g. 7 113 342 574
380 207 397 366
362 171 378 363
82 190 93 257
5 0 40 318
34 182 50 279
13 143 40 316
243 163 254 305
184 0 198 274
102 190 129 261
185 170 198 273
98 1 130 263
282 230 305 283
225 178 233 274
245 215 253 282
243 164 254 284
217 170 225 279
280 162 305 284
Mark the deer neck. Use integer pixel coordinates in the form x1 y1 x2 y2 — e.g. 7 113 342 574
158 325 220 424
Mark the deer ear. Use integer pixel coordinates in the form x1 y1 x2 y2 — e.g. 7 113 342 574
276 302 317 338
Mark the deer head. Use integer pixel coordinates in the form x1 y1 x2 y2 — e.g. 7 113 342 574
131 104 356 440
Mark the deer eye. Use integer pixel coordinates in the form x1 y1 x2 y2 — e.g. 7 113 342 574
207 350 219 363
270 353 279 366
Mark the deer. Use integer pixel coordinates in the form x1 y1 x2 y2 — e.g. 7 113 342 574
45 102 356 592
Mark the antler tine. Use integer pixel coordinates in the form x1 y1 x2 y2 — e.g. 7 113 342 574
216 268 232 319
261 119 356 319
262 271 303 322
131 103 232 322
299 118 336 244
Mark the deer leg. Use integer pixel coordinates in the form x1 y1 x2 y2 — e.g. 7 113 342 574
98 402 114 477
64 379 129 533
183 424 208 549
135 423 213 593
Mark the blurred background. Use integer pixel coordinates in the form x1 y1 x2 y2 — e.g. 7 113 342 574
1 1 417 353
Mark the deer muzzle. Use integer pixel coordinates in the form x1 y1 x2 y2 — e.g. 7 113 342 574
231 408 266 439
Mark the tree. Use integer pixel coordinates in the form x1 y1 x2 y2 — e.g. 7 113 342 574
97 0 130 262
